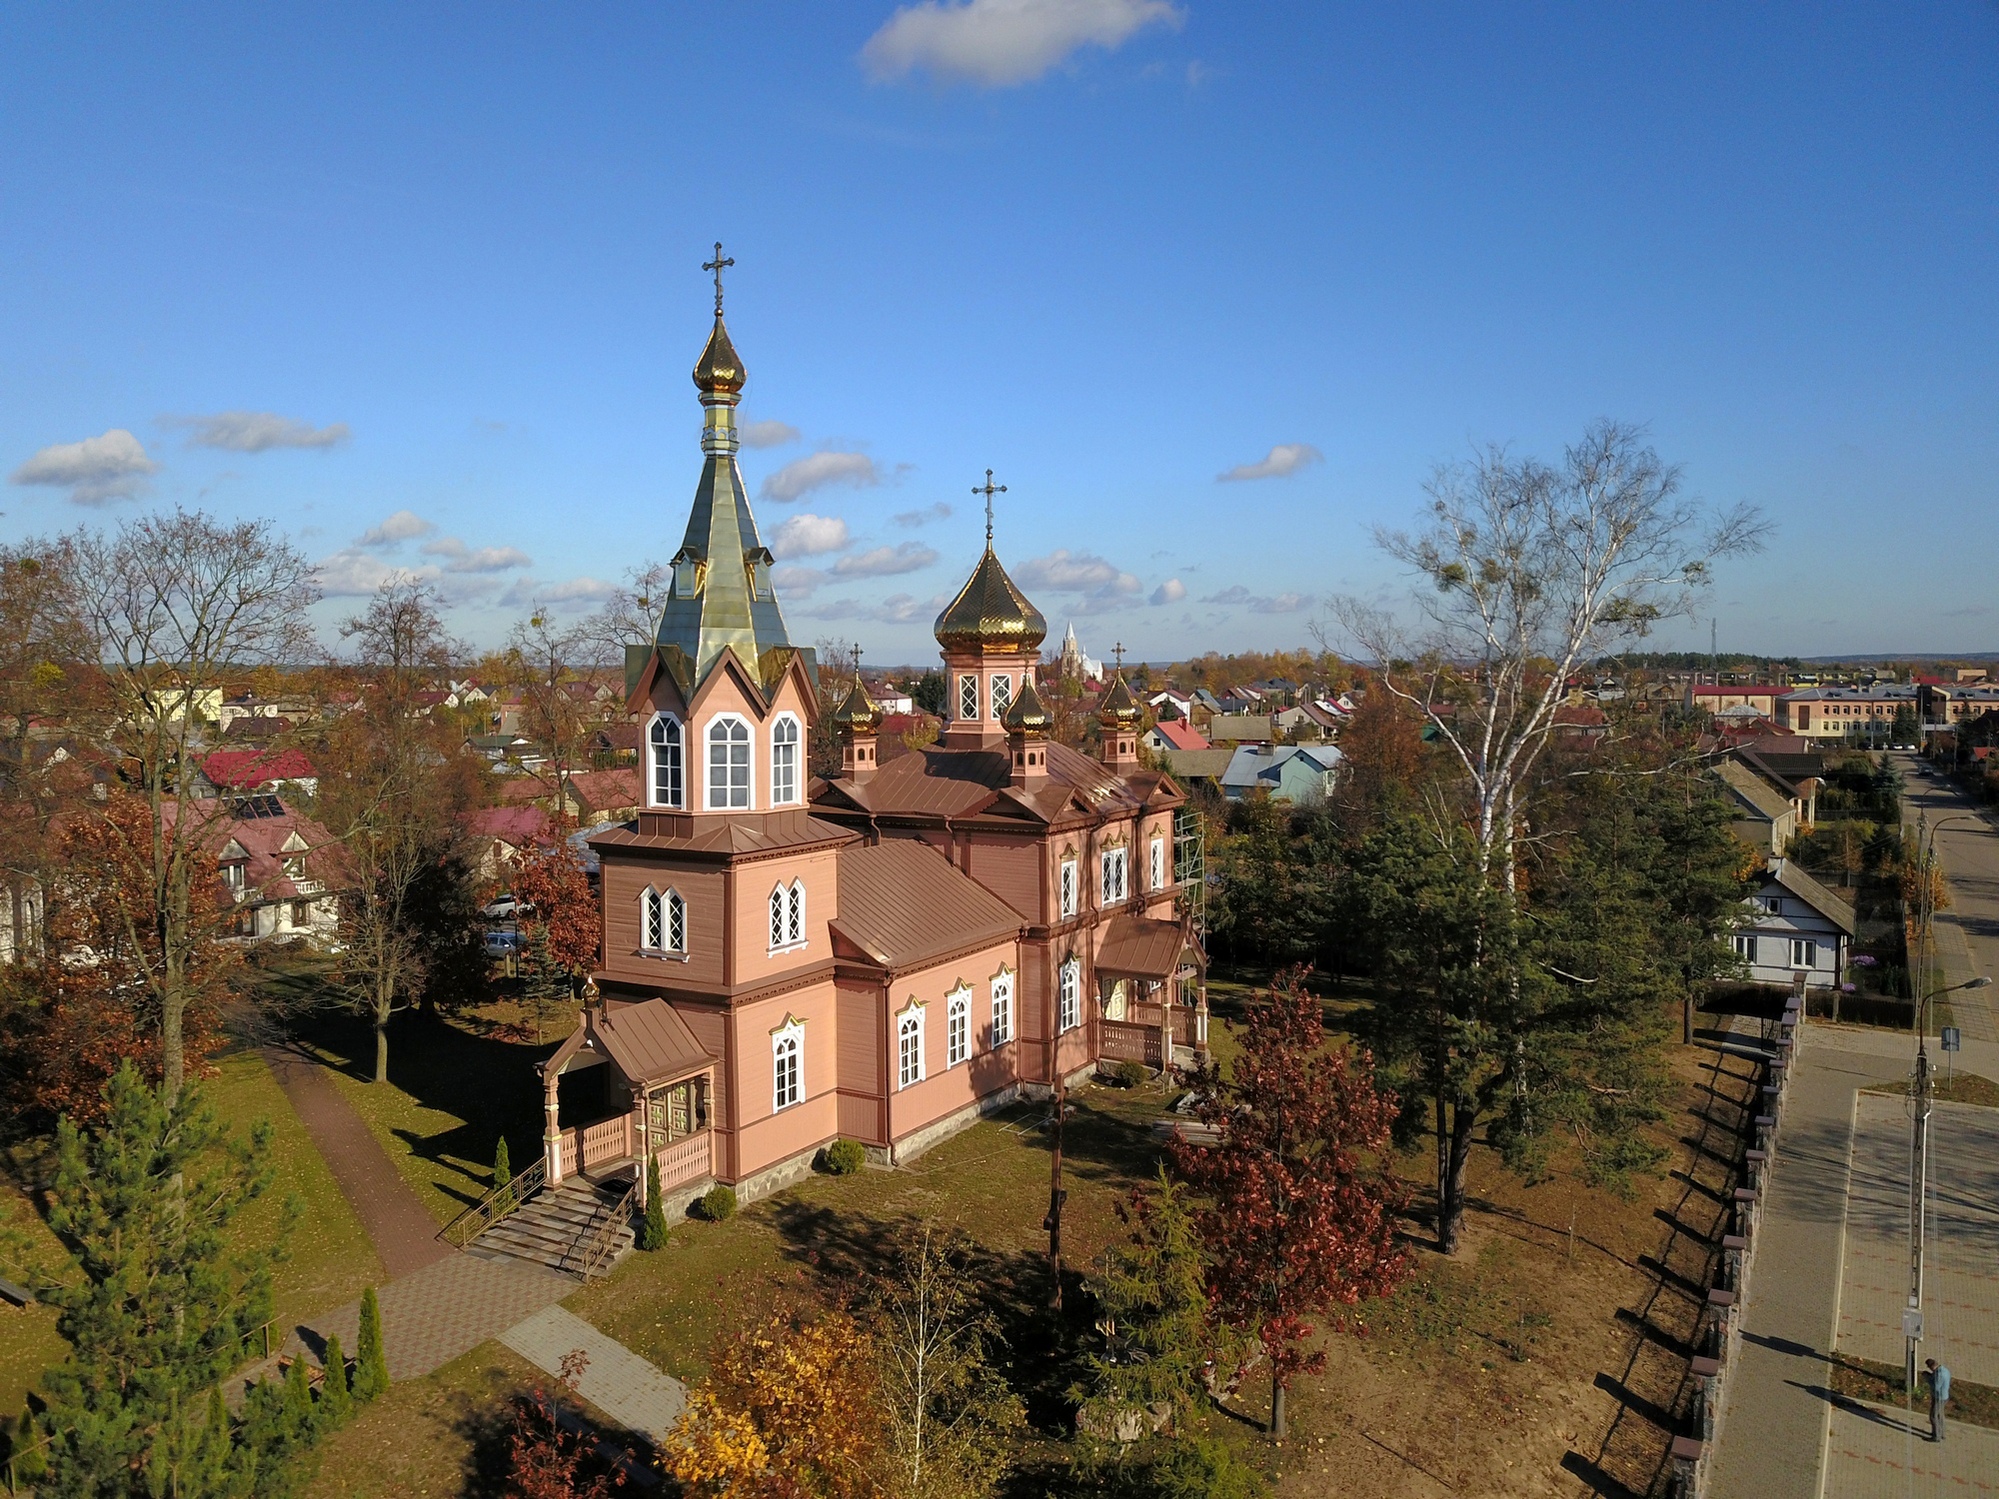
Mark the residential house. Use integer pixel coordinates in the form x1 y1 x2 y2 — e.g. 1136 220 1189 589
1207 715 1274 747
468 805 555 885
587 723 642 764
200 748 319 800
1161 747 1235 792
1143 719 1209 755
176 795 345 944
1148 690 1194 722
1726 740 1826 826
1220 743 1344 803
1714 759 1798 856
1732 858 1854 990
497 766 642 823
221 715 296 743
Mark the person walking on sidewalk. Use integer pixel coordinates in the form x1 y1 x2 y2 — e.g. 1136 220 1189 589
1926 1358 1952 1443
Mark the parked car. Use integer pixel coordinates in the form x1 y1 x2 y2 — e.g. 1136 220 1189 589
481 892 533 921
483 929 522 958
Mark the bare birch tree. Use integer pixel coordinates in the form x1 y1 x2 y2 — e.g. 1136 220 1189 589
504 611 595 815
1324 421 1766 1251
72 511 317 1103
583 560 668 666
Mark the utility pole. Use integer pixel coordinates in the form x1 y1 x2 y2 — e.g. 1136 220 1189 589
1045 1074 1067 1310
1908 974 1992 1392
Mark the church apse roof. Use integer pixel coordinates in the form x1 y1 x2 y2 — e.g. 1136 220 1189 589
832 839 1024 973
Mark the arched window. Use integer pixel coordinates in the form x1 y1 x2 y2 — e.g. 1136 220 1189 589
1059 854 1078 919
648 714 683 808
640 886 687 955
1099 844 1129 906
946 986 971 1067
769 884 787 950
897 1006 925 1089
1149 835 1165 891
771 714 800 805
772 1021 803 1111
1059 957 1081 1033
788 880 805 946
990 968 1014 1046
769 879 807 952
707 716 751 809
990 673 1012 720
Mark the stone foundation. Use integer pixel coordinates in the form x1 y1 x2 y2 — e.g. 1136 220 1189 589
887 1083 1024 1166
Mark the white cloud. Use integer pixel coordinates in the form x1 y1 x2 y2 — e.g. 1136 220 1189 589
761 450 881 502
1217 443 1324 483
1016 548 1142 599
772 564 829 597
863 0 1183 87
1201 584 1315 614
356 510 437 547
1149 577 1186 606
833 542 939 578
741 419 802 449
423 537 534 573
770 513 852 559
800 592 949 623
893 502 953 528
497 576 618 610
314 549 443 597
9 429 159 505
172 411 350 452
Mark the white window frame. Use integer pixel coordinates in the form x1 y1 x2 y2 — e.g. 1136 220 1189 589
1059 957 1080 1033
990 673 1012 720
1100 846 1129 907
768 879 807 954
772 1021 803 1111
958 673 979 721
990 969 1014 1046
946 985 971 1067
706 714 753 811
1732 932 1756 963
897 1005 925 1089
642 886 664 951
648 712 684 809
1790 937 1817 969
1149 836 1165 891
770 713 801 806
1059 857 1078 919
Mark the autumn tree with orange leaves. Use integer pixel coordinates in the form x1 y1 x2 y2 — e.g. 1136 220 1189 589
1169 967 1407 1439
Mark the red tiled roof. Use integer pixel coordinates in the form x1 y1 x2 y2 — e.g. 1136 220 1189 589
202 748 316 790
468 805 553 848
831 839 1023 972
1152 720 1208 752
165 796 348 899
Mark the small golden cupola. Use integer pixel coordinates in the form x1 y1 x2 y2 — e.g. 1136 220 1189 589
1004 671 1053 788
934 471 1048 750
1097 651 1141 771
833 660 882 783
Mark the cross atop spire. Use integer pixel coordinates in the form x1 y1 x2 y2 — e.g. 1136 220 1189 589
703 241 735 319
1112 641 1126 672
972 468 1007 546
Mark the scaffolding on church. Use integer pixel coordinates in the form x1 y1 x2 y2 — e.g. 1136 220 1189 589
1173 804 1206 940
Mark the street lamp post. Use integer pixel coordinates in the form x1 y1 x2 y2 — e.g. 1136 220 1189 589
1906 973 1992 1394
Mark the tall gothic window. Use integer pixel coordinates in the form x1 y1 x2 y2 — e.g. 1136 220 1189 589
649 714 683 808
1059 957 1081 1033
641 887 687 955
898 1007 925 1089
990 969 1014 1045
958 674 979 720
769 880 806 952
771 715 799 805
1059 857 1078 919
990 673 1012 719
1149 836 1165 891
1100 846 1129 906
707 716 751 809
947 987 971 1067
772 1023 802 1111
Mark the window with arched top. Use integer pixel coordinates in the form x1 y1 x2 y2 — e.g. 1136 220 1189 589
897 1006 925 1089
990 968 1014 1046
1149 835 1165 891
771 714 800 805
648 714 684 809
946 986 971 1067
772 1021 803 1111
768 879 806 953
706 716 751 809
640 887 687 955
1059 957 1081 1033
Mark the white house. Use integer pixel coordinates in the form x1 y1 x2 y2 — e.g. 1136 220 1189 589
1732 859 1855 991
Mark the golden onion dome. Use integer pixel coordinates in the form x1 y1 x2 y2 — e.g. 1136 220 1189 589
1098 671 1141 727
1003 672 1053 736
692 316 746 396
934 547 1048 656
832 677 882 734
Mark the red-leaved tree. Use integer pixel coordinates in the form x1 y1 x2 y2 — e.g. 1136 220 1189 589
512 835 597 1040
507 1350 627 1498
1169 966 1408 1438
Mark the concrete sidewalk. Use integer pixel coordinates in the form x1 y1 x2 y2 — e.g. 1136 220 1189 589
502 1305 687 1444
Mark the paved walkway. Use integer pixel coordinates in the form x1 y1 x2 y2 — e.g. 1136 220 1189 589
291 1252 574 1382
502 1306 687 1443
264 1045 454 1279
1826 1401 1999 1496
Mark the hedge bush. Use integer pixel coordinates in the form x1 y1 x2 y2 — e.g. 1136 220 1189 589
699 1184 738 1222
824 1138 866 1175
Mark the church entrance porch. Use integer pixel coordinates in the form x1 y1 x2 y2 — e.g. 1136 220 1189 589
1095 912 1207 1073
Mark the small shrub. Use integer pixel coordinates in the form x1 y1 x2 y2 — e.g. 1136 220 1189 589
1144 1437 1269 1499
492 1135 513 1210
1111 1060 1150 1089
640 1154 668 1251
320 1334 352 1426
699 1184 738 1222
9 1408 46 1482
824 1138 866 1175
354 1286 389 1401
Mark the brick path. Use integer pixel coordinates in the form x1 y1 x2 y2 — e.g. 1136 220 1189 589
263 1045 454 1280
290 1253 573 1382
1825 1400 1999 1495
502 1306 687 1442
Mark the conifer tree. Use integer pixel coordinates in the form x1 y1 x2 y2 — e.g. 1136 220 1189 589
282 1356 315 1443
492 1135 513 1212
319 1335 352 1426
1076 1167 1212 1435
640 1153 668 1251
354 1287 390 1402
35 1061 289 1495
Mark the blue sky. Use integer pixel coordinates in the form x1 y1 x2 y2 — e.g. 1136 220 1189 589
3 2 1996 665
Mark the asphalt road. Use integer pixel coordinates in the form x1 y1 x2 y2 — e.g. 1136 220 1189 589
1895 753 1999 1037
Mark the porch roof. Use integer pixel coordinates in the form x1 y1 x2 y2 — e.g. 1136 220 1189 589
1095 912 1198 981
548 999 716 1088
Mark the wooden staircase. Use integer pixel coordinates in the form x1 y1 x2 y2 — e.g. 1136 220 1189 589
466 1177 635 1278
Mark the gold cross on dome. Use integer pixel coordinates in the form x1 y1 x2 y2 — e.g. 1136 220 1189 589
972 469 1007 544
1113 642 1126 672
703 242 735 317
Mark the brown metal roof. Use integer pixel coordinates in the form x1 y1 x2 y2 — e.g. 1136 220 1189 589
823 739 1145 822
592 999 716 1086
591 809 857 859
1096 912 1193 979
831 839 1023 972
